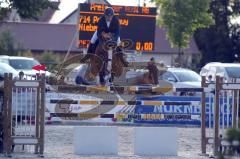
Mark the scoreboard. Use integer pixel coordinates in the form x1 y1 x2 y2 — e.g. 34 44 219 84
78 3 157 51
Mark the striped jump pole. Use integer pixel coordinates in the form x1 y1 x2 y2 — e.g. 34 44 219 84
50 99 201 106
49 98 201 120
52 85 211 95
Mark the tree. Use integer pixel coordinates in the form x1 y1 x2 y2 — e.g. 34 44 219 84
0 0 57 20
153 0 213 65
223 124 240 157
19 50 33 57
194 0 240 65
0 29 23 56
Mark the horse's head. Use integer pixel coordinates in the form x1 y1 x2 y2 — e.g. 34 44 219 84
98 32 118 51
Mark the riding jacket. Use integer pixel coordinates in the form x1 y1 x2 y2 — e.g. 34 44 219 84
97 16 120 42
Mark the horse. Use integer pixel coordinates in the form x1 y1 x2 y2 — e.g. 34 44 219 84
86 32 125 85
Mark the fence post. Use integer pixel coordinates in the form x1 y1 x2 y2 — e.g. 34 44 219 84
201 76 207 154
232 78 238 128
3 73 13 156
35 75 40 154
0 82 3 153
213 76 221 156
7 74 13 156
39 75 45 156
3 73 8 155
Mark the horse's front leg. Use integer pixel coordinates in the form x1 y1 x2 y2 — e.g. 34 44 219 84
109 72 115 83
99 59 108 85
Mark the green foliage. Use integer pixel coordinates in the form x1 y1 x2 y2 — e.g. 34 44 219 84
224 126 240 156
39 51 59 71
0 29 23 56
153 0 213 49
191 54 202 72
19 50 33 57
226 128 240 143
194 0 240 65
0 2 10 20
0 0 57 20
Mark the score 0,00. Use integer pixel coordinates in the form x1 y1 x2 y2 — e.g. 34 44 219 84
135 42 153 51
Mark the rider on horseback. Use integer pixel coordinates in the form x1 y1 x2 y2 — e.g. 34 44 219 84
97 7 120 43
81 7 128 66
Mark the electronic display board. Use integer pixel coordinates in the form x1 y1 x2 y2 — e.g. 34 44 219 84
78 3 157 51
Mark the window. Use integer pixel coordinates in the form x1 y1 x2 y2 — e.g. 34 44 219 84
225 67 240 78
9 59 40 70
161 72 177 82
173 70 201 82
0 58 9 64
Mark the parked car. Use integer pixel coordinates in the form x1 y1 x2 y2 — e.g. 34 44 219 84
200 62 240 82
0 62 19 89
0 56 51 78
159 67 201 96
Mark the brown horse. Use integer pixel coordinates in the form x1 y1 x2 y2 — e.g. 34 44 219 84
87 33 124 85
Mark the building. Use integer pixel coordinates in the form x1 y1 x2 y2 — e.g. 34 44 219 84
0 22 80 59
0 0 200 67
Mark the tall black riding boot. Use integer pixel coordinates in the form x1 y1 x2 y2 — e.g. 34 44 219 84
109 73 115 83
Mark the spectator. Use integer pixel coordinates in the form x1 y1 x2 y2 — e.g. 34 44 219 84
147 57 159 85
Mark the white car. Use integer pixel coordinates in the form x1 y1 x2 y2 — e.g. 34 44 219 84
200 62 240 82
0 55 51 78
0 62 19 89
159 68 201 96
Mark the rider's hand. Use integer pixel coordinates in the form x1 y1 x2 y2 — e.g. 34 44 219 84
102 34 108 39
106 33 111 38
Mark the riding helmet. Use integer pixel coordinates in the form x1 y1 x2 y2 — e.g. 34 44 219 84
104 7 114 16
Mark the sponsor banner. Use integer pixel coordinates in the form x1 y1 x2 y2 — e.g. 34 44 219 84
134 95 233 126
45 93 233 126
45 92 129 123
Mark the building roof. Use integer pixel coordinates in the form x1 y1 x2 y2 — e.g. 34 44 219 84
0 21 199 54
0 22 81 53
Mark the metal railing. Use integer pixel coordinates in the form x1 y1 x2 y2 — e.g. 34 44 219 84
2 73 45 157
201 76 240 156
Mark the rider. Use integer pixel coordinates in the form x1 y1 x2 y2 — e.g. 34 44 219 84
81 7 128 66
97 7 120 43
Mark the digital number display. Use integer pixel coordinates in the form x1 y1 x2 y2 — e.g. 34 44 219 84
78 3 157 51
